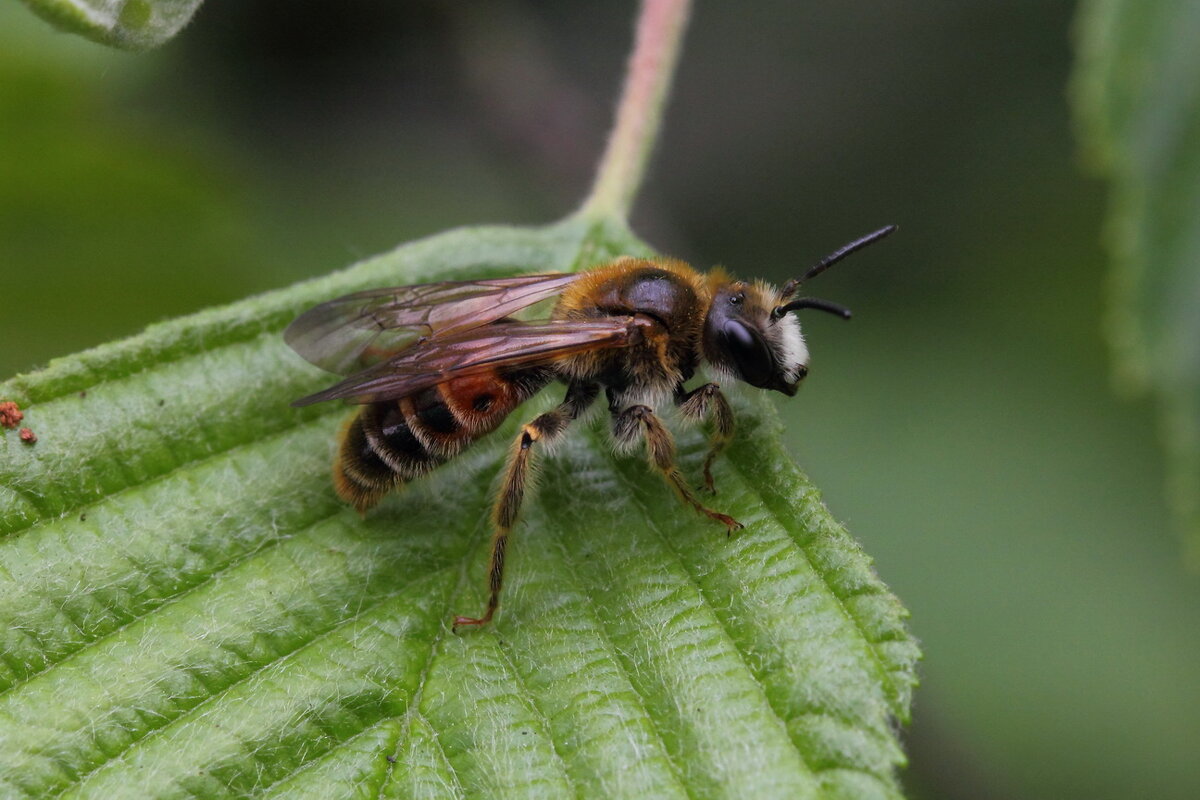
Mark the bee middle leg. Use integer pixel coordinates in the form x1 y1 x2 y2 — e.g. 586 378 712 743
453 382 599 631
674 383 735 493
613 404 743 533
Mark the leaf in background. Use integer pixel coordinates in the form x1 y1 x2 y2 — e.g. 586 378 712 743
1074 0 1200 558
17 0 202 50
0 215 918 798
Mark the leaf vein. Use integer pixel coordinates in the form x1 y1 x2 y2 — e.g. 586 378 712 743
50 569 448 799
0 410 339 542
544 510 697 800
724 446 908 711
0 505 331 701
596 438 817 782
248 717 401 799
486 627 582 800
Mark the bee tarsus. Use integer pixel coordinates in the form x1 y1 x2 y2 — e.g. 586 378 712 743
613 403 743 533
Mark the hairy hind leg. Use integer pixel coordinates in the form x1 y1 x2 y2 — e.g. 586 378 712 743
674 382 735 493
454 383 598 630
613 404 743 532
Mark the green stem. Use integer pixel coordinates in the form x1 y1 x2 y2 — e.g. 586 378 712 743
580 0 692 222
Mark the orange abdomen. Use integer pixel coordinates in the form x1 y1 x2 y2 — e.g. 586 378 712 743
333 366 552 511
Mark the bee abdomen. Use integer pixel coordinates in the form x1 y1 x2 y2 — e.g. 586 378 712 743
408 367 554 455
332 402 444 513
333 367 553 512
363 402 444 477
401 387 471 460
333 411 410 513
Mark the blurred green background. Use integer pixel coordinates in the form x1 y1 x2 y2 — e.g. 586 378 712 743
2 2 1197 798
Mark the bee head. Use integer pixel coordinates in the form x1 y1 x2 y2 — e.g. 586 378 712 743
704 225 897 396
704 281 809 395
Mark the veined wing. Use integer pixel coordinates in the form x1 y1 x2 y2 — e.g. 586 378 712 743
285 273 580 375
292 317 638 407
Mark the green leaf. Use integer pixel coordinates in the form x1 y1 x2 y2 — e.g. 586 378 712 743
1073 0 1200 558
16 0 202 50
0 214 917 798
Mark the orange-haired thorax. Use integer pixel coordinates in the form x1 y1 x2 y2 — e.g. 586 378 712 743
553 257 711 392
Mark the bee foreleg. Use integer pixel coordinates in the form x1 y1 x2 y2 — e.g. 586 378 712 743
612 404 743 534
674 383 735 493
454 382 599 631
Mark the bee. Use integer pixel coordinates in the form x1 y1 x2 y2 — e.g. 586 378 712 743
286 225 896 628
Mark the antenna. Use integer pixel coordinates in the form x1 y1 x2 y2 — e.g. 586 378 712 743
772 297 853 320
778 224 897 301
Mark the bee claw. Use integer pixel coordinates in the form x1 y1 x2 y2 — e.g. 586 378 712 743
452 615 489 633
705 510 742 532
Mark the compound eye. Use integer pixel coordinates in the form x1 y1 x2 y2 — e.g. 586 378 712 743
721 319 774 387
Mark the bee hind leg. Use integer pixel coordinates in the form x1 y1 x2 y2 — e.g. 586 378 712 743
454 382 599 631
674 383 734 493
613 404 743 533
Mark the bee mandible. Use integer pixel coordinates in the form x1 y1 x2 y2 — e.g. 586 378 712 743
285 225 896 628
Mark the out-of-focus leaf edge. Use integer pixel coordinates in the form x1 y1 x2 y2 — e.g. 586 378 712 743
16 0 203 51
1072 0 1200 557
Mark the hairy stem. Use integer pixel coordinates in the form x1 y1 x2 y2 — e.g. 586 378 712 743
580 0 692 222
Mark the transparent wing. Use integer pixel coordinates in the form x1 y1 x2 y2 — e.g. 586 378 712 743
284 273 580 375
292 317 637 407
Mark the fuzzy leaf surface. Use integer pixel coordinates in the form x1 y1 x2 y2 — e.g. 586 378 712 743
0 215 917 799
1074 0 1200 554
17 0 202 50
